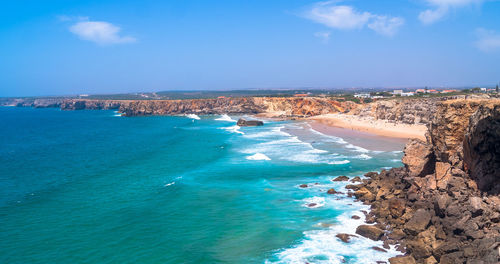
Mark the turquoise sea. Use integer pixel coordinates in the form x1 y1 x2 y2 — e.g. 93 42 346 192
0 107 406 264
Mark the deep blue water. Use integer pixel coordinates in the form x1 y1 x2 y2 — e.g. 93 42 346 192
0 107 405 264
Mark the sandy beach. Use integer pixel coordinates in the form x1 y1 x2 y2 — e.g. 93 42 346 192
309 113 427 141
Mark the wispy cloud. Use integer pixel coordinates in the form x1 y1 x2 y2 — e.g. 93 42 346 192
64 17 136 45
304 1 404 36
314 31 331 43
368 16 405 37
418 0 484 24
475 28 500 52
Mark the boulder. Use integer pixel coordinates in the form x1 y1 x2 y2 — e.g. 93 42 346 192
299 184 308 188
327 188 338 194
356 225 384 241
332 176 349 181
354 187 375 201
435 162 452 189
336 233 358 243
236 118 263 127
388 199 406 218
372 246 387 252
402 139 435 177
404 209 431 235
351 176 362 183
388 255 416 264
469 197 484 216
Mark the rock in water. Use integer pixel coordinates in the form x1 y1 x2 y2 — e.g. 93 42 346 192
332 176 349 181
355 225 384 241
236 118 264 127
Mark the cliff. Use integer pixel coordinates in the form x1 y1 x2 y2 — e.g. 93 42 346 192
5 97 357 117
348 99 500 263
349 98 440 125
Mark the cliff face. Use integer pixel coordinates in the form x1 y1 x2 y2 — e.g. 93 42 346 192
60 100 122 110
463 104 500 194
14 97 354 117
350 99 500 263
350 98 439 125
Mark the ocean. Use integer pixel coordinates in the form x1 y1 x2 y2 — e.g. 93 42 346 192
0 107 406 264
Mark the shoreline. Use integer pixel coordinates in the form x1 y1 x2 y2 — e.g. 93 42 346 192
309 114 427 141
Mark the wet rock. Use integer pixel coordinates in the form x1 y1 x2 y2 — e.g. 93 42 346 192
355 225 384 241
332 176 349 181
345 184 362 191
372 246 387 252
307 203 317 207
351 176 362 183
351 215 360 220
335 233 357 243
237 118 263 126
327 188 339 194
299 184 308 188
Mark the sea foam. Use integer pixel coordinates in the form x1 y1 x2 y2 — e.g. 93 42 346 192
215 114 236 122
246 153 271 161
186 114 201 120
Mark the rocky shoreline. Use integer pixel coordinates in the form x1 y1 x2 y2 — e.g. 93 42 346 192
340 99 500 263
0 97 357 117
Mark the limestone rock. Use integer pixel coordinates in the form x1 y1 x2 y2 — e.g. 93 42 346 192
404 209 431 235
402 139 435 177
355 225 384 241
388 255 416 264
236 118 263 127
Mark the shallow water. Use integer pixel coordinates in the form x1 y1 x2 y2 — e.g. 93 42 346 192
0 107 404 264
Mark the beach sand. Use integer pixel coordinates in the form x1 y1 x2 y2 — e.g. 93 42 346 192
309 114 427 141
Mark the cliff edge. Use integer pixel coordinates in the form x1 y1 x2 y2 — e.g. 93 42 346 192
349 99 500 263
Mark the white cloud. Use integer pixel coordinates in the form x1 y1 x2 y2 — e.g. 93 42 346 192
314 31 331 42
308 4 371 30
368 16 405 37
419 0 484 24
475 28 500 52
69 20 136 45
305 2 404 36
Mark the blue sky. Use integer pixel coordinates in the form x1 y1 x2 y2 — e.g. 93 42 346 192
1 0 499 96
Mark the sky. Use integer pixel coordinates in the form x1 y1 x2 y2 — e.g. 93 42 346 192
0 0 499 97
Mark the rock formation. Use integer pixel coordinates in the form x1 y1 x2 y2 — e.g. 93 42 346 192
348 99 500 263
350 98 440 125
236 118 264 127
4 97 359 117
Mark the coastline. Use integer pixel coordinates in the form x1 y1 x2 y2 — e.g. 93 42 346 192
309 114 427 141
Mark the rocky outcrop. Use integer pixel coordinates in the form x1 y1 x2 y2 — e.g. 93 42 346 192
463 104 500 194
5 97 352 117
60 100 122 110
350 98 439 125
236 118 263 126
349 99 500 263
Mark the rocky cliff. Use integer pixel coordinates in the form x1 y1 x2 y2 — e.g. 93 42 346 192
5 97 357 117
348 99 500 263
349 98 440 125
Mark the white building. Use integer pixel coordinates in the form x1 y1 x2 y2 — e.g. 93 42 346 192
401 92 415 97
393 90 403 95
354 93 371 98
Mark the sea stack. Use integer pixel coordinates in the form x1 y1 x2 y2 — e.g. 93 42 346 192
237 118 264 127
